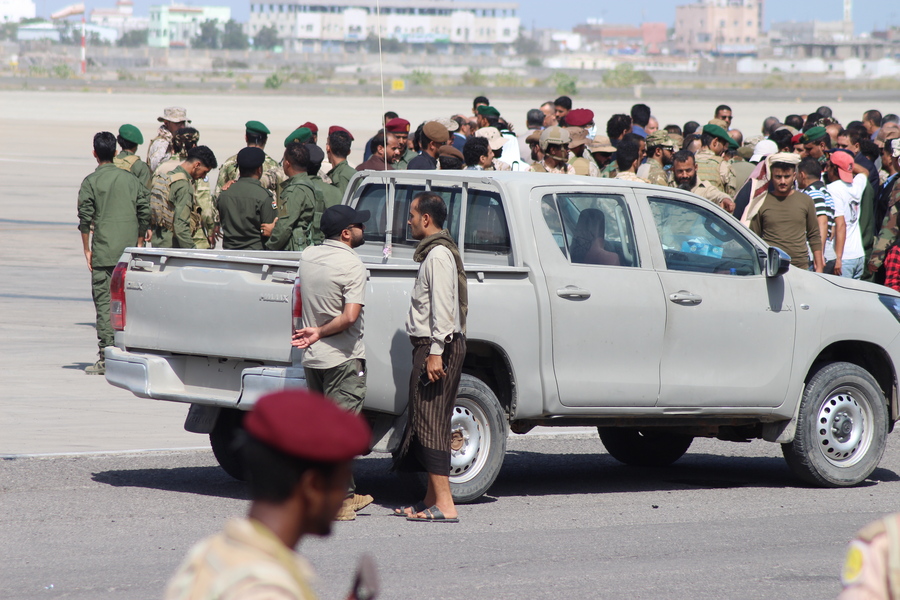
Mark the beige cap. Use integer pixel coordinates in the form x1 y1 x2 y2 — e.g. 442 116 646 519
567 127 589 149
525 129 542 145
588 135 616 153
422 121 450 144
158 106 189 123
475 126 506 151
708 118 729 129
432 117 459 133
539 126 570 151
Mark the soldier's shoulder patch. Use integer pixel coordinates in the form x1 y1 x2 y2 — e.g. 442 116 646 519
841 540 869 586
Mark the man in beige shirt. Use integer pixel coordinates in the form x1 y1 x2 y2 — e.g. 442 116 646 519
292 204 373 521
672 150 736 213
164 389 371 600
393 192 467 523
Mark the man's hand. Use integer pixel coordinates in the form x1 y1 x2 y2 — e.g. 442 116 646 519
220 179 235 192
261 218 277 237
834 258 843 276
84 249 92 272
720 197 736 213
426 354 446 383
291 327 320 349
144 228 152 242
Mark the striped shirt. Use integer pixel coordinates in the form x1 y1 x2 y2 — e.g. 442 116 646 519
803 181 835 238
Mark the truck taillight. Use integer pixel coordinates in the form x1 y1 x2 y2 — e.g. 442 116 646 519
110 261 128 331
292 277 302 331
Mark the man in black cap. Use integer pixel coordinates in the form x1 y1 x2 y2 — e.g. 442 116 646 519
164 388 372 599
408 122 450 171
292 204 372 521
215 147 278 250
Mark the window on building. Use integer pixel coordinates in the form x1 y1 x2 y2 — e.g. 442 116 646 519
503 28 510 36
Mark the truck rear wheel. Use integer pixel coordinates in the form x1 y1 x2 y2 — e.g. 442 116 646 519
782 362 888 487
598 428 693 467
210 408 246 481
402 374 508 504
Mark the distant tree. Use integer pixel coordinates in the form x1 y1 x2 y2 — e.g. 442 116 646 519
513 33 540 56
118 28 148 47
253 25 279 50
192 19 220 49
221 19 248 50
363 33 402 53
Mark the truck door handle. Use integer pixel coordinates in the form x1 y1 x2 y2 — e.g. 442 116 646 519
557 286 591 299
270 270 297 283
669 290 702 305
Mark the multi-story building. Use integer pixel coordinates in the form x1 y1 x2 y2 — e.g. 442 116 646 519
90 0 150 37
574 20 668 55
148 3 231 48
674 0 763 55
1 0 35 22
249 0 519 53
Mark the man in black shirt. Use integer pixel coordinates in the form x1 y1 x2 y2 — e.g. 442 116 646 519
408 122 450 171
216 147 278 250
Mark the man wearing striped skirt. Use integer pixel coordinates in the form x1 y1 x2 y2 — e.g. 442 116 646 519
393 191 468 523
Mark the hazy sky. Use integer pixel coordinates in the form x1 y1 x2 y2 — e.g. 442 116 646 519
41 0 892 34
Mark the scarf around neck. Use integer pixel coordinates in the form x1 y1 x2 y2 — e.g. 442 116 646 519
414 230 468 334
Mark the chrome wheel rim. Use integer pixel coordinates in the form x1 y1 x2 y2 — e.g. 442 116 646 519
815 386 872 468
449 397 490 484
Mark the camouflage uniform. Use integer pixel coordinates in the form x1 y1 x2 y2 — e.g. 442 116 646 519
644 157 671 187
569 154 600 177
164 518 317 600
696 148 737 196
599 161 618 179
530 160 576 175
691 180 733 209
150 165 199 249
154 156 216 249
868 184 900 271
615 171 648 183
215 151 285 203
837 513 900 600
146 126 174 173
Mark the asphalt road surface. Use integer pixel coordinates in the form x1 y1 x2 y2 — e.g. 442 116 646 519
4 435 900 600
4 91 900 600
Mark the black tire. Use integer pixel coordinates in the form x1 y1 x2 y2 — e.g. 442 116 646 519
401 374 508 504
598 428 693 467
209 408 246 481
782 362 888 487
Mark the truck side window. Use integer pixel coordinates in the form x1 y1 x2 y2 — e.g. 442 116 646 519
648 196 761 276
542 193 638 267
355 184 462 247
464 190 511 261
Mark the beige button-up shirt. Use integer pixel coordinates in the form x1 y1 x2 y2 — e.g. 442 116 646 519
406 245 460 355
298 239 367 370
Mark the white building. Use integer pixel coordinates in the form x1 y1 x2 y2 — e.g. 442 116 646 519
148 3 231 48
249 0 519 53
1 0 36 22
90 0 150 37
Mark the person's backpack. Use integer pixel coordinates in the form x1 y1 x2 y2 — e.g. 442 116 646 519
149 170 189 231
113 154 139 172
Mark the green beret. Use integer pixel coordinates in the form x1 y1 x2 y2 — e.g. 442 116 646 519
118 124 143 145
477 105 500 118
284 127 312 147
702 124 737 149
801 126 827 144
246 120 270 136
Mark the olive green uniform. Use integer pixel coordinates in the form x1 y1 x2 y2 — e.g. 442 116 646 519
696 148 737 196
869 185 900 272
216 177 278 250
77 163 150 353
265 173 319 252
154 157 215 249
327 160 355 197
394 147 417 170
151 165 198 249
115 150 153 189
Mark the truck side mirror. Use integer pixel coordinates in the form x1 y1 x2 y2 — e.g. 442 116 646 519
766 246 791 278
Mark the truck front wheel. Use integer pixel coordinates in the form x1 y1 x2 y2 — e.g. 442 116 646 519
782 362 888 487
210 408 246 481
597 428 693 466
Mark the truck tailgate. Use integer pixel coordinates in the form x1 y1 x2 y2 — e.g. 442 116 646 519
119 249 297 363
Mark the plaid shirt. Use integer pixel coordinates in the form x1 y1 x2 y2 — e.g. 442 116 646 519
885 245 900 292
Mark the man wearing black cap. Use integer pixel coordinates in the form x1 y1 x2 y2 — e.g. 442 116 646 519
215 147 278 250
292 204 372 521
164 388 371 600
265 143 320 252
408 122 450 171
215 120 286 202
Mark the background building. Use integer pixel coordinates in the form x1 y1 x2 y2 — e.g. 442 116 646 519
675 0 763 55
1 0 36 22
249 0 519 53
149 3 230 48
90 0 150 37
574 19 668 55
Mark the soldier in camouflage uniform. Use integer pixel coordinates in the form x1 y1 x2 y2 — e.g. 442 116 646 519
152 128 216 249
325 126 356 197
672 150 736 212
114 124 153 189
637 130 675 187
695 124 738 197
868 139 900 280
147 107 190 172
78 132 150 374
150 146 217 249
567 127 600 177
215 120 286 205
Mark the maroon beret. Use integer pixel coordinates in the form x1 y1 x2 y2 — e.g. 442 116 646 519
329 125 354 141
565 108 594 127
245 389 371 462
385 118 410 134
299 121 318 134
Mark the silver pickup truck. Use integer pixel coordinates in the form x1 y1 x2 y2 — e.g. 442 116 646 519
106 171 900 501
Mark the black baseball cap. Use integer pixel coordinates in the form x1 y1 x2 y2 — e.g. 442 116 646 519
320 205 370 238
